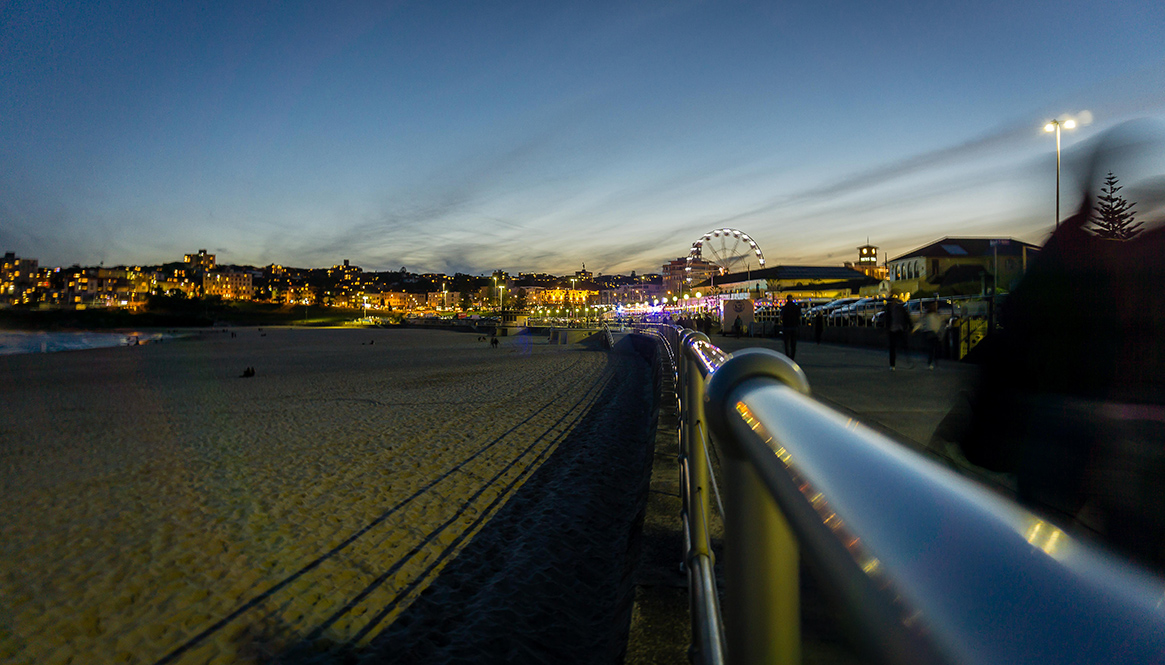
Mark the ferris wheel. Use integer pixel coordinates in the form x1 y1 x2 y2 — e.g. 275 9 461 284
688 228 766 275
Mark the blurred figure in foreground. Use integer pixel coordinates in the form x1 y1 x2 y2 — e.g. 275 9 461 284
937 124 1165 569
913 302 946 370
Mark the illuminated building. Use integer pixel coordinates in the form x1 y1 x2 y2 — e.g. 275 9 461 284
887 237 1040 295
663 257 718 298
1 252 39 304
845 242 889 280
375 291 425 310
328 259 362 281
202 271 253 300
694 265 875 301
601 281 664 306
184 249 216 272
529 287 598 307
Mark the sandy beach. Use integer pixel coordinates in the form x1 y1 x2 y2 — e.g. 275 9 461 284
0 328 654 664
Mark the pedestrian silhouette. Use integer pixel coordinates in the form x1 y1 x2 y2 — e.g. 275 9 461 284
780 296 802 360
885 298 910 370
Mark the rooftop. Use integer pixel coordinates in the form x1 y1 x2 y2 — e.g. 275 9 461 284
693 265 872 287
889 237 1041 262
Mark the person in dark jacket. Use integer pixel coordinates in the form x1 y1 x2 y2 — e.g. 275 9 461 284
885 298 910 369
780 296 802 360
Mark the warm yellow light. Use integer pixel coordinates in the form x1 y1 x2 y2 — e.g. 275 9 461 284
695 292 702 298
1063 119 1076 129
1044 123 1055 132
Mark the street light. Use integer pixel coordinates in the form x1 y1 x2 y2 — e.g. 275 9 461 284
1044 118 1077 226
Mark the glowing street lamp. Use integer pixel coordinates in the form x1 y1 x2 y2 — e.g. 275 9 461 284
1044 118 1077 227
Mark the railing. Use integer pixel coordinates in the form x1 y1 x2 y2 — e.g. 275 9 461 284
601 321 615 349
635 322 1165 665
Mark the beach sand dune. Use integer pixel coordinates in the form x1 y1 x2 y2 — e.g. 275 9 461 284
0 328 654 664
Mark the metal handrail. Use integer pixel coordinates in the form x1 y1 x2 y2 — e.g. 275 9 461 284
637 323 726 665
635 322 1165 665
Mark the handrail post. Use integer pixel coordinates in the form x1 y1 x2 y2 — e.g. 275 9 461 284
706 349 811 665
682 331 719 662
682 331 714 561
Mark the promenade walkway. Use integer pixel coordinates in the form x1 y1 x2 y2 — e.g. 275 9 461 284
713 335 978 453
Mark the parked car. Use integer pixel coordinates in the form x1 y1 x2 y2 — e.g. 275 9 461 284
829 302 859 326
851 297 889 326
820 297 859 325
906 298 954 320
870 297 957 328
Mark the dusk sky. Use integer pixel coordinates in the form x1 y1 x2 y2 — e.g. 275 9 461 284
3 1 1165 275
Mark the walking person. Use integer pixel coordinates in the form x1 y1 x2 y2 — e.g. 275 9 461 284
885 298 910 370
813 310 824 344
914 301 945 369
780 296 802 360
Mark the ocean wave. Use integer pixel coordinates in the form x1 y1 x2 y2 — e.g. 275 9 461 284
0 331 175 355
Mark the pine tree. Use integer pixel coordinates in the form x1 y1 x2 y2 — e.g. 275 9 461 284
1089 172 1142 240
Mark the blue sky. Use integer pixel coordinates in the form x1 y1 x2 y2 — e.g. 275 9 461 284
2 1 1164 274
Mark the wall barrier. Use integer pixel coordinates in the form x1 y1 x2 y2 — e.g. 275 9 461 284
635 322 1165 665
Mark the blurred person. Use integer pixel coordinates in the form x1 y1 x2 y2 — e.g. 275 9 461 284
780 296 802 360
914 301 946 369
946 123 1165 569
814 309 825 344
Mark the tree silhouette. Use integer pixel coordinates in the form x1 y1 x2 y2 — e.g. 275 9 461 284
1090 172 1142 240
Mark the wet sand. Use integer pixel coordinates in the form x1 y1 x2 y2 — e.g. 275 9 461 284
0 328 654 664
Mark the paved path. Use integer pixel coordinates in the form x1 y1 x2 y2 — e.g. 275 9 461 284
714 335 977 453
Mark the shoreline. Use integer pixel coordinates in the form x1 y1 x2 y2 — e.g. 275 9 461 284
0 329 200 355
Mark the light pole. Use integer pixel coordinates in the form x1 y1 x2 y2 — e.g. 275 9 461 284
1044 118 1077 226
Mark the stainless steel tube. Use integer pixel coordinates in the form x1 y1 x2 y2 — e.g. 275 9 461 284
709 358 1165 665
